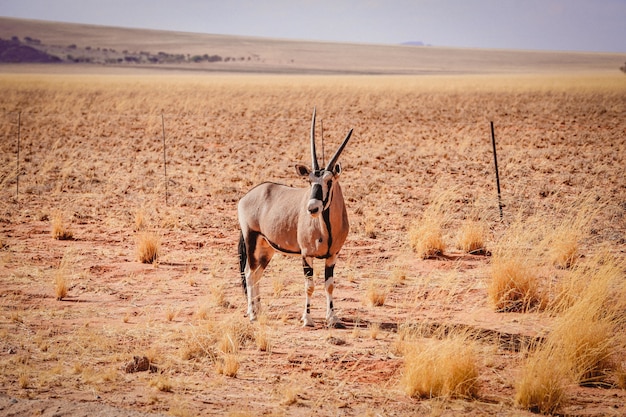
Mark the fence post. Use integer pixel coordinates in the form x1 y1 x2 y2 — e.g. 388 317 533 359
16 111 21 203
490 121 503 220
161 114 168 206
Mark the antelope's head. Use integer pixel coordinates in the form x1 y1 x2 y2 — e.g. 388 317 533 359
296 108 353 218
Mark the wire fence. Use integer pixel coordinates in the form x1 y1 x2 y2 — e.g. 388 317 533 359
1 109 624 227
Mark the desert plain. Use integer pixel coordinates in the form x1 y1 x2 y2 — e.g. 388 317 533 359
1 18 626 417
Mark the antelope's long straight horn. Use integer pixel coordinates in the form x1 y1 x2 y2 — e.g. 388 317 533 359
310 107 320 171
325 128 353 171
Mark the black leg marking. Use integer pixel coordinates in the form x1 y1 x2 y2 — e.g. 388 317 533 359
303 258 314 277
325 264 335 281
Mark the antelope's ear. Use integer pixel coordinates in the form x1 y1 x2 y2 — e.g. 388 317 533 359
333 162 342 176
295 164 310 177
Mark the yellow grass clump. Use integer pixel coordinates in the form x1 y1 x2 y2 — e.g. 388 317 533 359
408 189 455 259
137 231 160 264
216 354 240 378
366 281 387 307
542 194 602 269
488 255 545 312
51 211 73 240
53 254 72 300
456 220 488 254
400 331 479 399
516 253 626 413
515 345 568 414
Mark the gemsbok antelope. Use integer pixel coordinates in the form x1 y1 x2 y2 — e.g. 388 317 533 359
238 108 353 327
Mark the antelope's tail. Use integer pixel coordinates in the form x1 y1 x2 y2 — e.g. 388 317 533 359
238 231 247 294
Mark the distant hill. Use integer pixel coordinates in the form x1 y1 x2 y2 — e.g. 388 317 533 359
0 16 623 75
0 37 61 63
401 41 426 47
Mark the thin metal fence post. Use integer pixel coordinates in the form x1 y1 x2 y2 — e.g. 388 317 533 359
162 114 168 206
490 121 503 220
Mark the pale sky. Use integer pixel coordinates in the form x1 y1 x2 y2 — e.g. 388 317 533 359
1 0 625 53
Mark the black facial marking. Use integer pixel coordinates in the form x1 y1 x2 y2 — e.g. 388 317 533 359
311 183 323 201
306 303 311 314
329 300 334 310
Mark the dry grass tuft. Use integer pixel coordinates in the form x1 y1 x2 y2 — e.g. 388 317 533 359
137 231 160 264
53 254 71 300
457 220 488 254
366 281 387 307
400 331 479 399
217 354 240 377
180 324 218 361
409 189 454 259
515 345 568 415
543 194 602 269
134 208 148 231
516 253 625 413
51 210 73 240
255 324 271 352
488 256 545 312
149 374 173 392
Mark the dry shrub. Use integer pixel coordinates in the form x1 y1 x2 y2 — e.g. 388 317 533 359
366 281 387 307
542 194 602 269
409 223 445 259
216 354 240 377
548 254 625 385
400 331 479 399
488 255 545 312
53 254 72 300
149 374 173 392
51 211 73 240
516 253 625 413
549 252 623 314
137 231 160 264
181 324 218 361
217 315 255 354
134 208 148 231
515 345 568 414
409 189 455 259
488 213 547 312
255 324 271 352
457 220 488 254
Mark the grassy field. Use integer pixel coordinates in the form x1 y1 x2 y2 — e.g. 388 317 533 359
0 71 625 416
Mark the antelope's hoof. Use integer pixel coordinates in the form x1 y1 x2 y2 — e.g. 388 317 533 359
326 315 344 329
302 315 315 327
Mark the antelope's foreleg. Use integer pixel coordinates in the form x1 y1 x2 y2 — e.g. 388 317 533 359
324 256 340 327
302 257 315 327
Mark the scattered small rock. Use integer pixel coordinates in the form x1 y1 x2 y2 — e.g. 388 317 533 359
327 336 346 346
124 356 158 373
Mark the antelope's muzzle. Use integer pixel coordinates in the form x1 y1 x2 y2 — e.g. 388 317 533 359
308 184 323 216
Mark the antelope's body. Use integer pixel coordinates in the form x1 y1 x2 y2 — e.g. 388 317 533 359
238 109 353 327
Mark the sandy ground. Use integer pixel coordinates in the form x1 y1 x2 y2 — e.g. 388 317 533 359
0 70 625 416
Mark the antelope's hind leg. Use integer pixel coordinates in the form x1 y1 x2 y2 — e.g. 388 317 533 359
324 256 342 328
301 257 315 327
245 233 274 322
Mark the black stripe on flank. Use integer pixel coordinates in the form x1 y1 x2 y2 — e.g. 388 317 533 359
262 234 301 255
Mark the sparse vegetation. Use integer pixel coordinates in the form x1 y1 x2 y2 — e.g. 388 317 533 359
137 231 160 264
0 67 624 416
51 211 73 240
400 330 479 399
